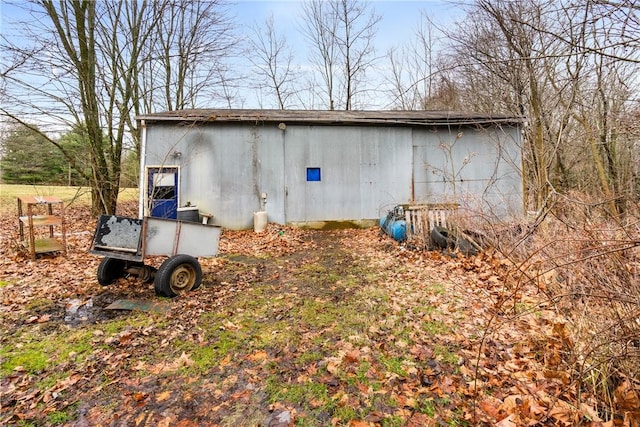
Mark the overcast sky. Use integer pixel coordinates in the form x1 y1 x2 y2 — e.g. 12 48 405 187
1 0 465 53
232 0 464 51
0 0 468 110
231 0 466 107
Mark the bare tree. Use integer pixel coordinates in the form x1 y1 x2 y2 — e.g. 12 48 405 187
0 0 239 215
442 0 640 215
557 0 639 214
300 0 339 109
385 47 417 110
41 0 118 214
299 0 380 110
384 11 454 110
531 0 640 64
445 0 561 212
149 0 237 111
248 14 299 109
95 0 159 191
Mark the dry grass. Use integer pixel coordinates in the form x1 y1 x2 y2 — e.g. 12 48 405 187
405 193 640 420
484 192 640 417
0 184 138 214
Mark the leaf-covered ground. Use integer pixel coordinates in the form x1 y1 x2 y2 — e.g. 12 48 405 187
0 202 631 426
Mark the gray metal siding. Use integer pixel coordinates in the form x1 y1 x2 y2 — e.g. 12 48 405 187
143 121 523 229
283 126 412 222
412 126 523 217
145 124 263 229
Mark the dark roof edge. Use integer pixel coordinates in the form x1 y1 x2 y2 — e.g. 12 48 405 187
136 109 524 126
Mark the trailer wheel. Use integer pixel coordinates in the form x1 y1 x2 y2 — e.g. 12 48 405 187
97 257 126 286
154 254 202 298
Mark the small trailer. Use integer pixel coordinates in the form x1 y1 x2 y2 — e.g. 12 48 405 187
90 215 222 297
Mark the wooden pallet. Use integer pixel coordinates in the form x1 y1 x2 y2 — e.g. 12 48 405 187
402 203 459 241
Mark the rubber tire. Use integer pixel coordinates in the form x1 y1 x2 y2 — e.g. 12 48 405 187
430 226 457 249
154 254 202 298
97 257 126 286
457 237 479 256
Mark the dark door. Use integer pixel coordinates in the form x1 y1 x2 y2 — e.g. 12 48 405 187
147 167 179 219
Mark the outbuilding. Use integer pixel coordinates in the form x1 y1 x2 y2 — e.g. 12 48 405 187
136 109 524 230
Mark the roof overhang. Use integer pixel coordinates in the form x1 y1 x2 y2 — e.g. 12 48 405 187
136 109 524 127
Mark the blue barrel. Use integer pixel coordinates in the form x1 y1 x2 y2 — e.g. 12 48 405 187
380 215 407 242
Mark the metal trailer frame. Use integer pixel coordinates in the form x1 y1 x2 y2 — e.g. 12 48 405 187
90 215 221 297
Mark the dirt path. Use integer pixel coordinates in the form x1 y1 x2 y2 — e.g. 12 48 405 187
1 214 597 426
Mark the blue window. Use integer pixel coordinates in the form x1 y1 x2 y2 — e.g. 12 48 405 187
306 167 321 182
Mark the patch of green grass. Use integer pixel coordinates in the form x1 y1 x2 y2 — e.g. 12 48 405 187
296 263 341 284
422 319 450 335
0 280 10 288
25 298 56 312
47 402 79 425
434 345 459 365
1 324 107 376
380 356 408 377
514 301 543 316
331 405 358 421
430 282 446 295
1 347 48 374
173 329 247 373
296 350 324 365
36 371 68 390
356 360 372 383
299 299 338 328
417 398 436 416
185 344 220 372
99 313 157 336
266 377 330 406
382 415 405 427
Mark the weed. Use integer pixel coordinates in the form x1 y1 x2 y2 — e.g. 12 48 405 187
265 376 330 407
380 356 408 377
382 415 405 427
434 345 459 365
46 402 79 425
417 397 436 416
422 319 450 335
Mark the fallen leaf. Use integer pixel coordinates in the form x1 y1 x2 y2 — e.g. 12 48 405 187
247 350 268 362
495 414 517 427
156 390 172 402
133 391 148 402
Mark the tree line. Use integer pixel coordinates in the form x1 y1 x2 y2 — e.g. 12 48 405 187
1 0 638 217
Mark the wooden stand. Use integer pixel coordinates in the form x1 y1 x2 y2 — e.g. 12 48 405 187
17 196 68 260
